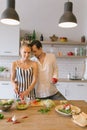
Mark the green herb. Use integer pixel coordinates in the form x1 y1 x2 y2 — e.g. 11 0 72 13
59 109 71 114
38 108 50 114
0 67 5 72
36 99 41 102
0 114 4 119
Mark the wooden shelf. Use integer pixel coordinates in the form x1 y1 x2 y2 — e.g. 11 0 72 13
41 41 87 45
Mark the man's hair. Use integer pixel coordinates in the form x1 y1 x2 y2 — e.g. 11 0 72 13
30 40 42 49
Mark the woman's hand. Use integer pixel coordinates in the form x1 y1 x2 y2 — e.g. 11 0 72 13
19 90 29 99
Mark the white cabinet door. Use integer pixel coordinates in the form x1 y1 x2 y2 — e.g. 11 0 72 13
66 82 87 100
57 82 87 100
56 82 67 97
0 24 19 56
0 81 15 99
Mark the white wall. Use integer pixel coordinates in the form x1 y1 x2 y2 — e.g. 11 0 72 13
0 0 87 41
15 0 87 41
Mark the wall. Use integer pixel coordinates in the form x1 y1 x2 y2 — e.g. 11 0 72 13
16 0 87 41
0 0 87 41
0 0 87 78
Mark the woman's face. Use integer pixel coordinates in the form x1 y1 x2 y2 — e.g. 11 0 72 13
20 46 31 60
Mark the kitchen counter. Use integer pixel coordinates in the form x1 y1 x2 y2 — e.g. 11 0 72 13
59 78 87 82
0 100 87 130
0 77 87 83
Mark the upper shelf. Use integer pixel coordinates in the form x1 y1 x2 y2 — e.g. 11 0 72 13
41 41 87 45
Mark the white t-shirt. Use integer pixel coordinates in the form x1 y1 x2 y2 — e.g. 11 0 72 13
31 53 58 98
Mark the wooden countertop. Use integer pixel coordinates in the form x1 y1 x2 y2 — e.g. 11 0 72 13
0 100 87 130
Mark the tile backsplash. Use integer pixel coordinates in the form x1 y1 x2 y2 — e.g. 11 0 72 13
0 44 86 79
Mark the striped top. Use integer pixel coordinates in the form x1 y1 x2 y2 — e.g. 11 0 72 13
16 66 35 99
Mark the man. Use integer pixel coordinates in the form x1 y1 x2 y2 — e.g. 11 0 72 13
30 40 65 100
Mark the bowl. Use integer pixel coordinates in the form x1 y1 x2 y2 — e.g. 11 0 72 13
0 99 14 111
16 98 29 110
50 35 58 42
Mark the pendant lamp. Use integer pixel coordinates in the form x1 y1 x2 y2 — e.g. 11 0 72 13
59 1 77 28
0 0 20 25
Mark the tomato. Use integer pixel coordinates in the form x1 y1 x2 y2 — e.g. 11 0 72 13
32 100 38 104
64 104 71 110
51 78 58 84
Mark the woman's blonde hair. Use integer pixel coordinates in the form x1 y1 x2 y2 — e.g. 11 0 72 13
20 43 31 50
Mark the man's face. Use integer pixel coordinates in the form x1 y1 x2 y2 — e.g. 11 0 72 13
31 45 42 58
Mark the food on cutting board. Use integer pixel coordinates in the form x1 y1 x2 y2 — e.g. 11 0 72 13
30 99 55 108
43 99 55 108
72 112 87 127
30 99 43 106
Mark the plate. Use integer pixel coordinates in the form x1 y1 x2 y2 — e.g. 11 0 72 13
55 105 81 116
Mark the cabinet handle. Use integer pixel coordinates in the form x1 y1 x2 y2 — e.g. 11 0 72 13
4 52 12 53
65 89 68 96
1 83 10 85
77 84 84 86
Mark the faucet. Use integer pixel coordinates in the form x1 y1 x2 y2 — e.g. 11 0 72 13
74 67 77 78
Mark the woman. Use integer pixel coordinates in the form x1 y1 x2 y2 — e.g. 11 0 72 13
11 43 38 99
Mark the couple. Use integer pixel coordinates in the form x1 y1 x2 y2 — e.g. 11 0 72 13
11 40 65 100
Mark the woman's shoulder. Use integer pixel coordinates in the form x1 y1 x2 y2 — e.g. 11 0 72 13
12 60 20 67
30 60 37 65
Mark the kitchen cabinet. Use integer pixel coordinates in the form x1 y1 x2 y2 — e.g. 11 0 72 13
0 81 15 99
0 24 20 56
56 82 87 100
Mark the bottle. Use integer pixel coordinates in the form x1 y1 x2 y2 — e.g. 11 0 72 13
81 36 85 43
74 48 78 56
40 34 44 41
32 30 36 40
67 73 71 79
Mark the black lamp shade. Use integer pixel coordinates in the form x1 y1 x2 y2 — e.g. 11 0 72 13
0 0 20 25
59 2 77 28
